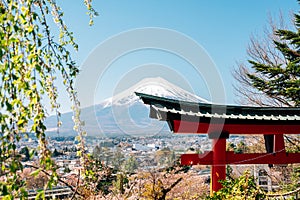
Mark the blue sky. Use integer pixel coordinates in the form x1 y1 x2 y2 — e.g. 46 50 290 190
56 1 298 112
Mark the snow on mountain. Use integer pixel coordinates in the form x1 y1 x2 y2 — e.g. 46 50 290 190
46 77 208 137
101 77 208 108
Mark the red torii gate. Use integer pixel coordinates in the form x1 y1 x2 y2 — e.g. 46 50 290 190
136 92 300 193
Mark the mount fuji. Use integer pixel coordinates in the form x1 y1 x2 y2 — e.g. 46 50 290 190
45 77 208 137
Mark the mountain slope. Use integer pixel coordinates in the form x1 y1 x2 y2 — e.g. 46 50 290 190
45 77 207 137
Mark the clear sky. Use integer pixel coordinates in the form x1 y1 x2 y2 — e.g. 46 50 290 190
55 0 298 113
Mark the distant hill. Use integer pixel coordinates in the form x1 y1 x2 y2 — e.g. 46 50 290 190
45 77 207 137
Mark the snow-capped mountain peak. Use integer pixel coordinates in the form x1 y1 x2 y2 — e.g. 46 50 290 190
100 77 208 108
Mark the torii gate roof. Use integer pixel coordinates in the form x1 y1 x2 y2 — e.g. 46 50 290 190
136 92 300 135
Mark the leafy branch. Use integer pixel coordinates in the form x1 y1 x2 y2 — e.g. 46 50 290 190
0 0 96 198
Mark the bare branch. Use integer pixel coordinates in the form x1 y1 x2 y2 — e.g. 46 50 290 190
25 164 83 198
233 12 294 107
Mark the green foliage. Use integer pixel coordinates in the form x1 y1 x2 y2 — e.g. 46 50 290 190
123 155 138 174
227 141 248 154
246 4 300 106
83 156 114 196
281 165 300 192
0 0 96 198
112 172 129 194
111 147 125 171
207 171 266 200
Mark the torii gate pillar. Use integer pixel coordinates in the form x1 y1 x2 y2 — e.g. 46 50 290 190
210 132 229 193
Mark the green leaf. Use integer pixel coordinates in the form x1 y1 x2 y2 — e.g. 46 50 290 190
30 168 42 177
35 190 45 200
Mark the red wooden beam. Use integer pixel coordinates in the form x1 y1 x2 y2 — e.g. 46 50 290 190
181 151 300 165
173 120 300 134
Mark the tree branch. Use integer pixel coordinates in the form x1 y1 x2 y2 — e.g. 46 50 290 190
25 164 83 198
